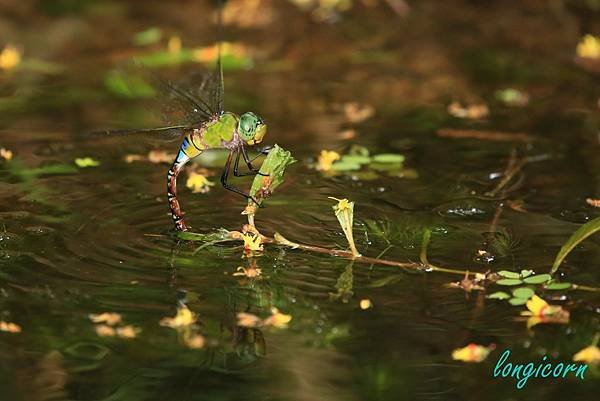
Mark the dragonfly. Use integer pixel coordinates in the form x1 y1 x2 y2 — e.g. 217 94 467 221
96 7 269 232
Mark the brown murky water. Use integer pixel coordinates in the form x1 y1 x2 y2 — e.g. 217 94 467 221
1 1 599 400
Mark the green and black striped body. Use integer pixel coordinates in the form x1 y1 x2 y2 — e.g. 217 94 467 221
167 112 240 231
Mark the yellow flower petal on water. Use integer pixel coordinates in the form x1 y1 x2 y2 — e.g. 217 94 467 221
186 172 215 193
160 306 197 328
167 35 182 54
237 312 263 328
452 343 495 363
184 333 205 349
125 154 144 163
147 150 175 164
264 307 292 329
95 324 116 337
116 325 140 338
359 299 372 310
89 312 122 326
0 148 13 161
0 321 21 333
317 150 341 171
75 157 100 168
242 233 263 252
577 34 600 59
0 44 21 71
573 345 600 365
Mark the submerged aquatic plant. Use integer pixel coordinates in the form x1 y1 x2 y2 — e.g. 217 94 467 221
489 228 520 257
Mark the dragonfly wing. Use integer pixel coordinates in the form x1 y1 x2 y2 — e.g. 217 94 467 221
154 77 216 125
87 125 189 142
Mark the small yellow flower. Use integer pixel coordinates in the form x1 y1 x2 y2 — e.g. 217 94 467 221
0 148 13 161
125 154 144 163
147 150 175 164
452 343 495 363
0 44 21 71
263 307 292 329
167 35 182 54
236 312 263 328
160 306 197 328
95 324 116 337
184 333 205 349
573 345 600 365
577 34 600 59
328 196 350 213
242 233 263 252
0 321 21 333
89 312 122 326
75 157 100 168
521 295 570 328
116 325 140 338
186 172 215 193
317 150 341 171
359 299 372 310
524 295 552 316
586 198 600 208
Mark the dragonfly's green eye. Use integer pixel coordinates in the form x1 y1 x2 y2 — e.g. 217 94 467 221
238 112 266 145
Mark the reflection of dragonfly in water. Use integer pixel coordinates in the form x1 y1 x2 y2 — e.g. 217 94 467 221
97 9 270 232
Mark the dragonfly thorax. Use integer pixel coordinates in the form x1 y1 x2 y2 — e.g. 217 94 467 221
238 112 267 145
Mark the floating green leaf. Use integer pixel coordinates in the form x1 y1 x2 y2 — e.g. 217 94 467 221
520 269 533 278
104 70 156 98
372 154 405 163
369 162 403 172
497 278 523 286
331 161 361 171
133 27 163 46
75 157 100 168
498 270 520 279
508 297 528 306
512 287 534 299
544 282 572 290
488 291 511 300
523 274 551 284
133 49 197 67
340 155 371 164
551 216 600 275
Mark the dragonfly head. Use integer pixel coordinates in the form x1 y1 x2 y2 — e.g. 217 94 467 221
238 112 267 145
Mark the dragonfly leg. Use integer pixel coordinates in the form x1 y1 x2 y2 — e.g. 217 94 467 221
233 147 257 177
241 145 268 176
221 150 261 205
167 152 191 231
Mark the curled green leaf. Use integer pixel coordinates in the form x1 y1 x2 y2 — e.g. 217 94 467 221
248 144 296 206
551 216 600 275
329 197 360 257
